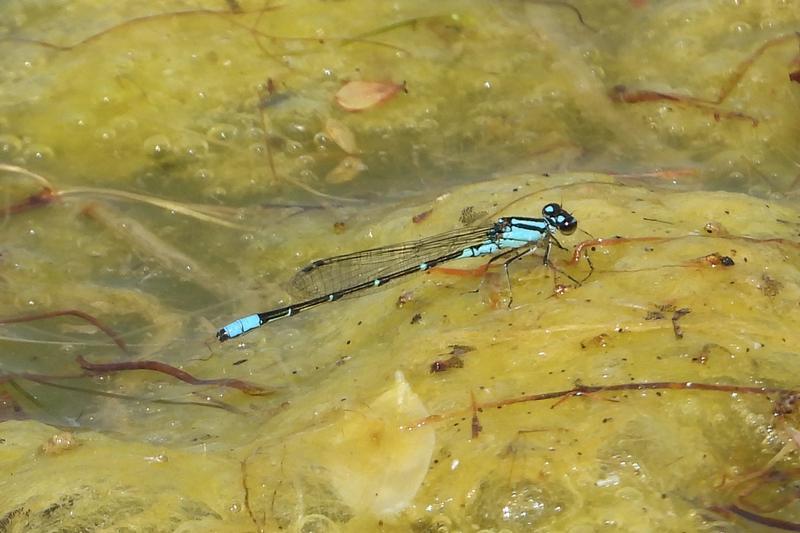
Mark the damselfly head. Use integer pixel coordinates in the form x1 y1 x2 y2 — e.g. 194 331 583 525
542 203 577 235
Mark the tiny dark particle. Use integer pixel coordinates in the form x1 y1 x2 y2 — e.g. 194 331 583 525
232 359 248 366
410 313 422 324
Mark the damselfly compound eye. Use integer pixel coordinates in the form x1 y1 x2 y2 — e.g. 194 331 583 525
542 203 560 216
558 216 577 235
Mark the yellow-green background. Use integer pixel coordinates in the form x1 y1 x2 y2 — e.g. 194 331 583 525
1 0 799 531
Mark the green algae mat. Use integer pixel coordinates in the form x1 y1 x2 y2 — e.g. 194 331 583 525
1 1 800 531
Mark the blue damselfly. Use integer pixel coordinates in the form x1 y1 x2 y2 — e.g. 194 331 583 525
216 203 577 341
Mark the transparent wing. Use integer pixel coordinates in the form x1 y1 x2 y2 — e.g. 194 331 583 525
291 223 495 298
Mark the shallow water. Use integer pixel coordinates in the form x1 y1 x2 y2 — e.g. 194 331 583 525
1 1 800 531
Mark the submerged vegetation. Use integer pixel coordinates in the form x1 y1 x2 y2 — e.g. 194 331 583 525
1 0 800 530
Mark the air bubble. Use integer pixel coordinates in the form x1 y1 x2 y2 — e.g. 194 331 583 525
615 487 643 502
95 127 116 141
419 118 439 130
730 21 751 33
288 123 307 137
245 127 264 140
143 135 172 157
195 168 213 180
23 144 54 161
313 132 331 149
285 140 304 154
110 115 138 131
206 123 238 143
298 168 317 180
297 155 315 167
176 134 209 157
0 134 22 155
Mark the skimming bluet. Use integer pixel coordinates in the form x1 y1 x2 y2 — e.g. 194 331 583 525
216 202 577 342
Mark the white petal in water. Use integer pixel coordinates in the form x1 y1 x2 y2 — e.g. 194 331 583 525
318 371 434 516
325 155 367 184
324 117 360 154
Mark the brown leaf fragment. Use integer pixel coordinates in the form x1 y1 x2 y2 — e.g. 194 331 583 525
396 291 414 308
412 208 433 224
774 392 800 417
335 80 403 111
40 432 79 456
580 333 610 349
704 221 728 235
449 344 475 356
692 343 732 365
430 356 464 373
459 206 487 225
696 252 735 267
470 391 482 439
671 308 691 339
760 273 783 297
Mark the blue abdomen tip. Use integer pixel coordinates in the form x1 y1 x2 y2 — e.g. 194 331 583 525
218 314 261 341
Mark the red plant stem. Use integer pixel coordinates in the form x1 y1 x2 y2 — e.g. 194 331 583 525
610 33 800 124
0 309 129 353
710 504 800 531
76 356 270 396
571 236 669 263
3 6 280 51
0 187 57 216
415 381 799 428
487 382 793 410
571 233 800 264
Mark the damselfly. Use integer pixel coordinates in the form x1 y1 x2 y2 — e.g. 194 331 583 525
216 203 577 342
